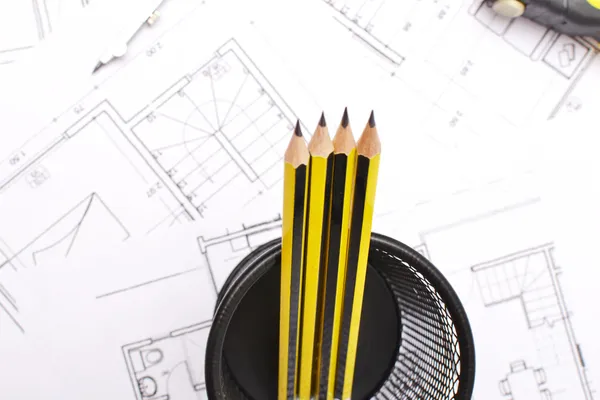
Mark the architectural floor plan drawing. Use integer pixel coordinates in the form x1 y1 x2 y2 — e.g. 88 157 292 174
415 198 594 399
116 215 284 399
132 39 304 218
320 0 410 67
198 213 282 291
123 320 211 400
0 1 320 345
0 104 192 336
7 221 222 399
470 0 593 79
468 0 596 117
0 104 191 246
5 1 600 397
316 0 597 148
546 53 600 119
1 192 129 270
80 213 281 400
473 244 591 399
0 2 314 228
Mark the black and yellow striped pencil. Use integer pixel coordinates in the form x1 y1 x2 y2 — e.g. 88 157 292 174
334 111 381 400
297 113 334 400
314 108 357 400
279 121 309 400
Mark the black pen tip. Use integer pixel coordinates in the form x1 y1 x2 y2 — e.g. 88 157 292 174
368 110 376 128
319 112 326 127
341 107 349 128
294 120 302 137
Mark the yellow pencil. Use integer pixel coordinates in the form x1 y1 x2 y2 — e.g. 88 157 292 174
314 107 357 400
298 113 334 399
334 111 381 400
279 121 310 400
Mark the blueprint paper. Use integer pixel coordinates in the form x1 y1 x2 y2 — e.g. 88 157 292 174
371 170 596 399
5 173 597 400
2 215 286 399
0 0 164 157
0 221 218 399
0 0 309 344
242 0 596 215
0 0 599 398
532 109 600 389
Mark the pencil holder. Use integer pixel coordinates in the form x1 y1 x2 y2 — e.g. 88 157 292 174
204 232 476 399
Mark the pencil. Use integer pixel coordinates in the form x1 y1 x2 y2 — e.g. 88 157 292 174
279 121 310 400
334 111 381 400
313 107 357 400
297 112 334 399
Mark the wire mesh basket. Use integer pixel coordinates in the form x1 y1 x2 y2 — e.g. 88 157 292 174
205 232 476 399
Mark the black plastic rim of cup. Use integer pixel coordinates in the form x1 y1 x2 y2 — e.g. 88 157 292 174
205 232 476 399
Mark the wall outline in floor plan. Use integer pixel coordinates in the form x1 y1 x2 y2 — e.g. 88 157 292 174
416 199 595 399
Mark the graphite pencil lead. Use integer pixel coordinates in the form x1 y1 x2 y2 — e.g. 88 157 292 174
309 117 334 157
333 110 356 155
357 115 381 158
368 110 376 128
286 124 310 168
319 111 327 127
341 107 349 128
294 120 303 137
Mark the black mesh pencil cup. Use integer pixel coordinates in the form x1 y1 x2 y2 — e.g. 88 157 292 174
205 232 476 399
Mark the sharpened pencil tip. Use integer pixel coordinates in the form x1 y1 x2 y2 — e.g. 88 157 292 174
368 110 376 128
341 107 349 128
294 120 302 137
319 112 327 127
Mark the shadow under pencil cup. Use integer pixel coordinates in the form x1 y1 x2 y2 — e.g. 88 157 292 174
204 232 476 399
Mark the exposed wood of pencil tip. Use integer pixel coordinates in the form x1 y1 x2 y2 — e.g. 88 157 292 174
356 111 381 158
284 120 310 168
333 107 356 155
308 112 334 157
